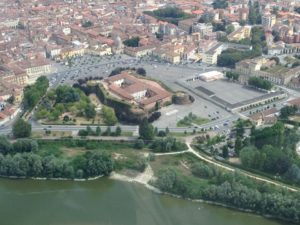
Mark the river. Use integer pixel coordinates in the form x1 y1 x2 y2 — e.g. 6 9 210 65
0 178 287 225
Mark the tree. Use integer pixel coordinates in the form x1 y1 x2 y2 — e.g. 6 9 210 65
226 24 235 34
134 139 145 149
123 37 140 47
115 126 122 136
85 104 96 119
222 145 229 158
248 77 272 90
102 106 117 125
235 137 243 156
165 127 170 135
23 76 49 110
280 105 298 119
82 20 93 28
235 124 245 139
139 118 154 140
248 1 261 25
103 126 111 136
136 68 146 76
7 95 15 104
156 168 177 192
212 0 228 9
85 152 114 176
78 129 88 136
86 126 93 136
96 126 101 136
198 13 214 23
285 164 300 184
12 118 31 138
225 71 240 81
0 136 12 154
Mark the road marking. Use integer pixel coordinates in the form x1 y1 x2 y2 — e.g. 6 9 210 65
165 110 178 116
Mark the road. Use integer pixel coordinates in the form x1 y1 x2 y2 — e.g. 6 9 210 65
0 116 236 135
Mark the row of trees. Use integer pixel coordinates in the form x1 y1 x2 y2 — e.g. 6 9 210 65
78 125 122 137
150 136 187 153
248 1 261 25
144 7 194 25
0 151 113 179
248 77 272 90
109 67 146 76
225 71 239 81
23 76 49 110
0 136 37 155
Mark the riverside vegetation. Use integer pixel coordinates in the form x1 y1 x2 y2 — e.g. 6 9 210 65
152 153 300 224
0 136 187 179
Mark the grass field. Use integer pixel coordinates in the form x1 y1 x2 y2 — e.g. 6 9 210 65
37 140 149 172
177 113 210 127
266 65 289 74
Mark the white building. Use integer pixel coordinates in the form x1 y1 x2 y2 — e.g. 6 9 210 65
197 71 224 82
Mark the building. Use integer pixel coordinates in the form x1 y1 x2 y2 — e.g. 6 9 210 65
197 71 224 82
18 59 52 84
262 13 276 28
235 57 300 85
192 23 213 38
249 107 278 126
124 45 155 58
178 18 197 33
202 42 223 65
0 18 19 29
103 72 171 110
227 26 251 42
0 80 23 103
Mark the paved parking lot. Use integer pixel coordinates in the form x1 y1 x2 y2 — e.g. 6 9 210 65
153 97 232 128
47 55 233 128
183 79 264 104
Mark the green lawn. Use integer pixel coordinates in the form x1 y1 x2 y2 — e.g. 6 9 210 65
266 65 289 74
177 113 210 127
37 140 149 172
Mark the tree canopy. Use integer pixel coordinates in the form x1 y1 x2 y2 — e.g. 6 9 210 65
12 118 31 138
123 37 140 47
139 118 154 140
248 77 272 90
23 76 49 110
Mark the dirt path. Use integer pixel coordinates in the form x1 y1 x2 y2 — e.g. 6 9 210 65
110 165 160 192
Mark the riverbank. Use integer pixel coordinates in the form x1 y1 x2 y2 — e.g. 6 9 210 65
109 164 296 225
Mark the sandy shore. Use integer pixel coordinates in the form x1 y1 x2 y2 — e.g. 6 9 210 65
109 165 161 193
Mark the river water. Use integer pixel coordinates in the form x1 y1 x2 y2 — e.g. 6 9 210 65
0 178 287 225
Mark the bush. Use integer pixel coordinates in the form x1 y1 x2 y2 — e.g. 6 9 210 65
12 118 32 138
134 139 145 149
150 137 187 152
148 111 161 123
157 131 166 137
78 129 88 136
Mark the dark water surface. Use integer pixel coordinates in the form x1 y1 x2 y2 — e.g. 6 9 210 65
0 178 287 225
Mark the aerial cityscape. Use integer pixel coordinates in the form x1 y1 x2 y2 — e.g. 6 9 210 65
1 0 300 224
